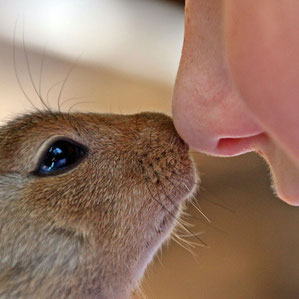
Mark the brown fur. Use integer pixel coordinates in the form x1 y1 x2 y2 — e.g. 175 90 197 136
0 111 196 298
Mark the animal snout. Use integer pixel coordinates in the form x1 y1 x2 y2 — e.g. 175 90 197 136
134 112 189 153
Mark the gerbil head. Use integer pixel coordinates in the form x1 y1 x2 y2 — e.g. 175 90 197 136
0 111 197 298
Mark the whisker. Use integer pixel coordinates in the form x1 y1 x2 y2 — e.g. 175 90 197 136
151 180 208 247
161 175 230 234
189 200 211 223
161 174 211 224
57 54 82 113
175 222 207 247
173 175 235 213
201 196 235 213
159 180 180 211
22 23 50 111
38 45 48 105
199 185 235 213
155 250 164 267
61 96 89 108
68 101 95 113
46 80 64 107
133 286 148 299
171 234 197 256
173 232 199 247
145 182 176 219
175 231 205 238
13 20 40 112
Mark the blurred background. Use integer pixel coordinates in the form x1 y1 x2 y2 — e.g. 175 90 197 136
0 0 298 298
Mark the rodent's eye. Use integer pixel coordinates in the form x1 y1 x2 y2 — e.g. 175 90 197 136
34 139 88 176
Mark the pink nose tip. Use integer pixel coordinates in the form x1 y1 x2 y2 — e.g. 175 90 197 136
172 105 264 157
172 71 265 157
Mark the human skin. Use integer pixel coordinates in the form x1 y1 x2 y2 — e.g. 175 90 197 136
172 0 299 205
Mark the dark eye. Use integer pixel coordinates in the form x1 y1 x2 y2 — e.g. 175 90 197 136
34 139 88 176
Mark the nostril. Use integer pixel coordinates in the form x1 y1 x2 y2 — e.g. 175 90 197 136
217 137 252 156
217 133 265 156
218 138 243 149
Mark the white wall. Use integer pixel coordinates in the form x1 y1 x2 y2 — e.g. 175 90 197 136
0 0 184 84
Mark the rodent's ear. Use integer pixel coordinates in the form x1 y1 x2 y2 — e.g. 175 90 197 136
32 136 88 177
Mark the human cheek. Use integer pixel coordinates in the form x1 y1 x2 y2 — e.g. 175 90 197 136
172 0 263 156
223 0 299 167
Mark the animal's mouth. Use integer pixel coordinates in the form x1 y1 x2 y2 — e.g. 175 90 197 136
150 171 197 244
129 141 198 290
150 150 198 233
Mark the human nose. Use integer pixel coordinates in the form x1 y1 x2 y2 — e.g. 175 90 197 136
172 0 264 157
172 57 264 157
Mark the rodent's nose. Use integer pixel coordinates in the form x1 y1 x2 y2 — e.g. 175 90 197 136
135 112 189 153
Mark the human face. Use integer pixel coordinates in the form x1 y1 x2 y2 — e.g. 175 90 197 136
172 0 299 206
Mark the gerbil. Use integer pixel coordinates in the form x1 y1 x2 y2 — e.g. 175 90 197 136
0 111 197 298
